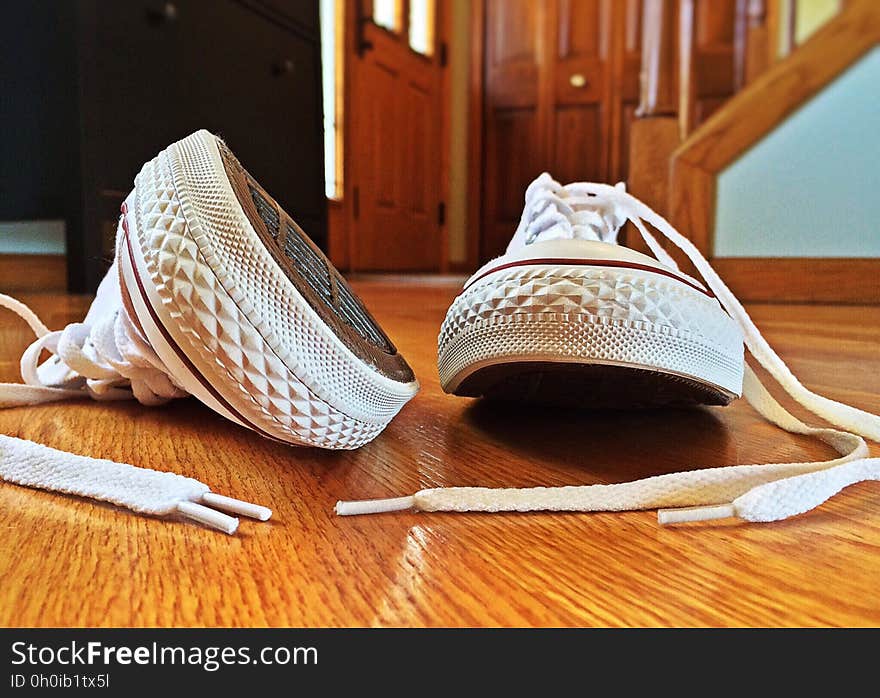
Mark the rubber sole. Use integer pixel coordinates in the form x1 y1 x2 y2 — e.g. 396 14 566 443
438 255 744 407
453 362 735 408
119 130 418 449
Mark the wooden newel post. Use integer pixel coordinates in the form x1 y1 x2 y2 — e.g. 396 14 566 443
637 0 679 117
677 0 696 140
628 0 681 231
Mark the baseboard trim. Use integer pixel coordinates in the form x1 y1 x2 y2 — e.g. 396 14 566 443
0 254 67 292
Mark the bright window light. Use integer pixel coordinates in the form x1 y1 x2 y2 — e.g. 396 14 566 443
373 0 399 32
320 0 339 199
408 0 435 56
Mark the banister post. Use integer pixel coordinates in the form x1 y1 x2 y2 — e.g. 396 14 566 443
743 0 770 84
628 0 681 246
677 0 696 140
637 0 679 117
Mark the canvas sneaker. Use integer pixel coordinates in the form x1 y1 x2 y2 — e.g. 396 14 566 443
0 130 418 533
336 173 879 524
438 174 742 406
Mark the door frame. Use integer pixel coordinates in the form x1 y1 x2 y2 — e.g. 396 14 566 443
464 0 485 273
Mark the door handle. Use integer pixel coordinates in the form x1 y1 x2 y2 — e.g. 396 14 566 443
569 73 588 88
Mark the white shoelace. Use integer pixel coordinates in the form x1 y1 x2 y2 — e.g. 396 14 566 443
0 237 271 534
337 174 880 524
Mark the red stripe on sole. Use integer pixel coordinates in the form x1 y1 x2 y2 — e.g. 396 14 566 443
121 202 287 444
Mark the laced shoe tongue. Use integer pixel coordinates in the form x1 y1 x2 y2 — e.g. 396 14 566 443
510 173 627 252
565 197 626 243
34 261 124 390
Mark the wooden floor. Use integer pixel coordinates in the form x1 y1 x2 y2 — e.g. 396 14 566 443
1 278 878 627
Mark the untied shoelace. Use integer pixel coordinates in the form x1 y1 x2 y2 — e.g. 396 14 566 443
336 175 880 523
0 228 271 534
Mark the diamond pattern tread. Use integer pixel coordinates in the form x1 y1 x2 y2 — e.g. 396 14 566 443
438 266 745 401
170 132 416 418
131 148 389 449
218 139 407 376
440 267 742 353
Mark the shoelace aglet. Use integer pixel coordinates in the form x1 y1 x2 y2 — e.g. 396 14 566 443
658 503 736 525
201 492 272 521
335 496 415 516
177 501 239 534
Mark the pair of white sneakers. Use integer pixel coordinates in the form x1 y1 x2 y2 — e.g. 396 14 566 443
1 131 877 534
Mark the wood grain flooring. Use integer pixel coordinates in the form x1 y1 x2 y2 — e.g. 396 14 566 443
0 279 878 627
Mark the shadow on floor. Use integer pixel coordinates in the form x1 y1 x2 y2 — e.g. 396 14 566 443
460 398 736 482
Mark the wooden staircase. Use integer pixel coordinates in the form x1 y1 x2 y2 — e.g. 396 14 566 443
628 0 879 302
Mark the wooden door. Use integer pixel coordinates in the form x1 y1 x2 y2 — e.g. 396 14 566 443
349 0 444 271
480 0 642 261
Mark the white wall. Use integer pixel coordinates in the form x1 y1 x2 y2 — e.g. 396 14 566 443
714 48 880 258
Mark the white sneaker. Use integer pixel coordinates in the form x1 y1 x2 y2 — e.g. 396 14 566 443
438 174 743 406
337 173 880 524
0 130 418 533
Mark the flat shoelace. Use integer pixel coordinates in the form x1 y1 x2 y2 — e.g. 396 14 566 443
337 177 880 523
0 231 271 533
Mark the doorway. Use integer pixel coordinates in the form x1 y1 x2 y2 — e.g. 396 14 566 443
346 0 446 271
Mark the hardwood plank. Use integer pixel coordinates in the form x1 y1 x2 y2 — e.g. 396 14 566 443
0 280 878 627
